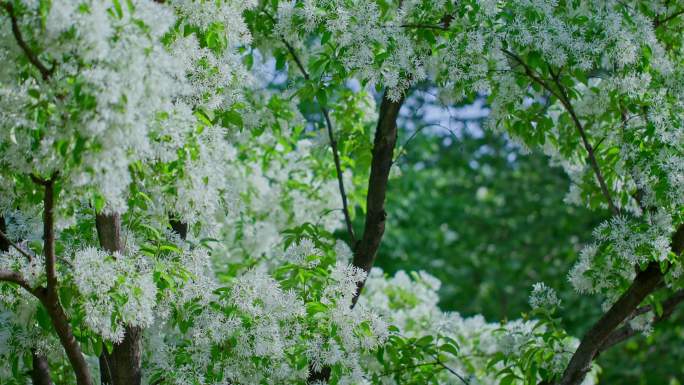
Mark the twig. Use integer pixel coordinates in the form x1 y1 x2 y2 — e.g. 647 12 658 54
265 9 356 243
551 74 619 216
428 353 470 385
2 2 54 80
321 107 356 243
502 49 618 215
0 229 34 262
399 23 447 30
654 8 684 28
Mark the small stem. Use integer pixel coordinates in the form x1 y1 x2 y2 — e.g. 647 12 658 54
551 76 619 215
503 49 618 215
267 9 356 243
2 2 54 80
322 108 356 243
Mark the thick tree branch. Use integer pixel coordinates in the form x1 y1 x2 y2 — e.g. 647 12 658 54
558 223 684 385
95 212 142 385
351 92 405 306
599 289 684 353
0 269 37 294
31 351 54 385
95 213 124 254
1 2 53 80
559 262 663 385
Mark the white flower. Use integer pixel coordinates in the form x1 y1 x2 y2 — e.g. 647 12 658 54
529 282 561 310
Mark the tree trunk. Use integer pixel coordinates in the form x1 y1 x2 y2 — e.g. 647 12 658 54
95 213 142 385
351 92 405 306
30 352 54 385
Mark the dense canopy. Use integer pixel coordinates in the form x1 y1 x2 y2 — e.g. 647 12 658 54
1 1 683 385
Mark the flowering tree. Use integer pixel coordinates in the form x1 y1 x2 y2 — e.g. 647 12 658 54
1 1 683 385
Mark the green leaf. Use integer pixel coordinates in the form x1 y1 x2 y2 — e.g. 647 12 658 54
440 342 459 357
93 193 106 213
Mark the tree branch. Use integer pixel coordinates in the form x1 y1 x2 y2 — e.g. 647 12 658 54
1 2 54 80
399 23 446 30
321 107 356 244
34 176 93 385
428 353 470 385
558 223 684 385
31 351 55 385
654 8 684 28
502 49 618 215
559 262 663 385
269 15 356 243
0 269 38 294
95 212 124 254
599 289 684 353
351 91 405 306
0 216 34 262
1 217 55 384
550 75 619 216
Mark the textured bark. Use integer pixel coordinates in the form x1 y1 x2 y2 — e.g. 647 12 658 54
95 213 124 254
351 92 404 306
559 262 663 385
169 218 188 240
599 289 684 353
95 213 142 385
30 352 54 385
558 224 684 385
98 326 143 385
0 216 9 252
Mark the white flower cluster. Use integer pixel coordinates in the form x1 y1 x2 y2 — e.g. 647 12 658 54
216 104 346 265
72 247 156 342
529 282 561 310
0 247 45 290
361 269 596 384
143 259 388 384
569 210 675 296
0 0 254 228
269 0 431 101
284 238 323 267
